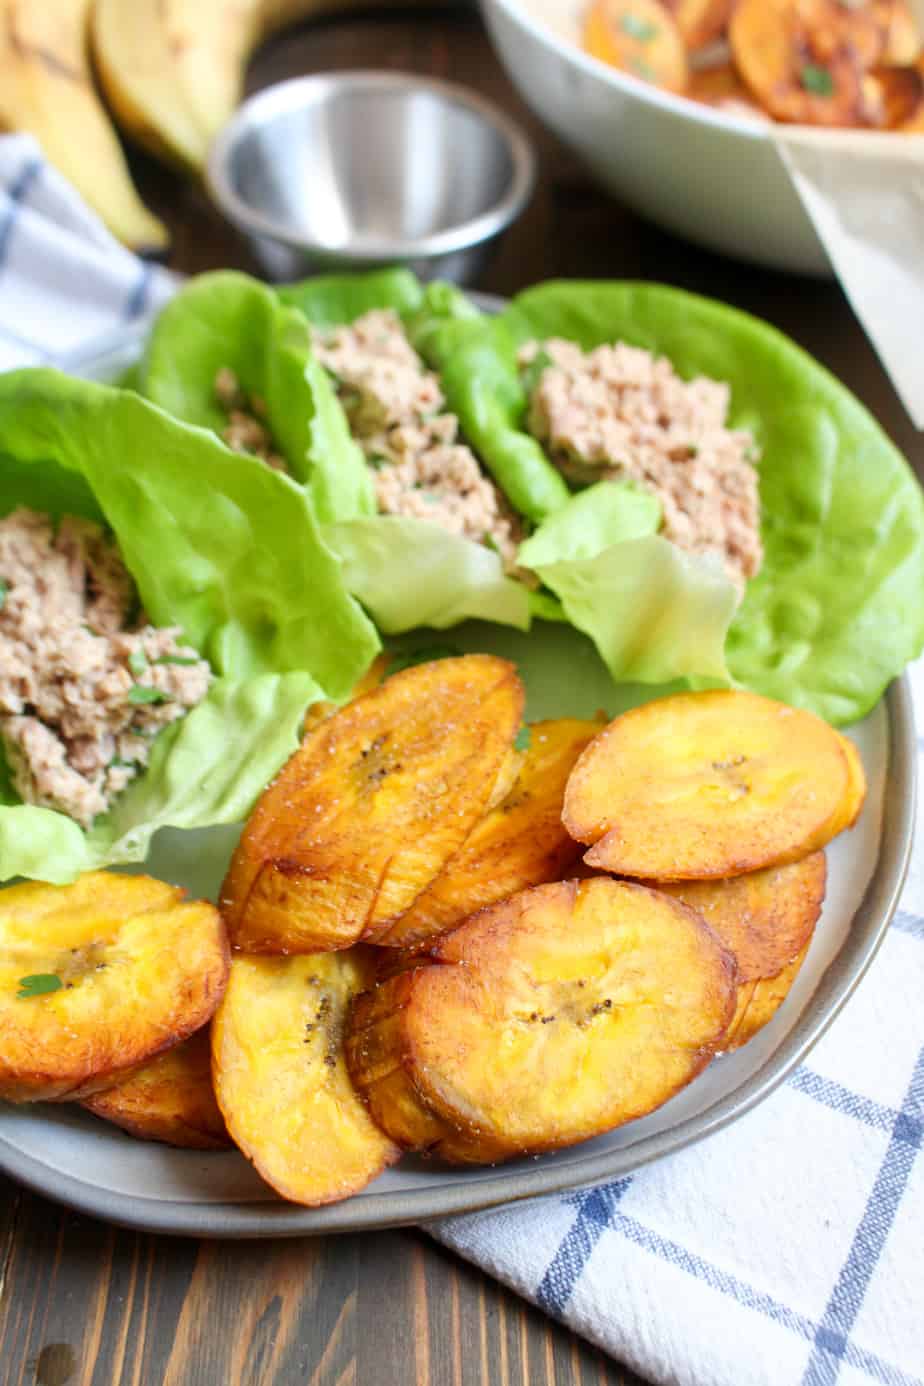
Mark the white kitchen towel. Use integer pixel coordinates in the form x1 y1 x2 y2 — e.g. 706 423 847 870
2 132 922 1386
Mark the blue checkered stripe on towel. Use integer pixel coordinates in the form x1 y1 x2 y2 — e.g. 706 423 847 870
0 135 173 371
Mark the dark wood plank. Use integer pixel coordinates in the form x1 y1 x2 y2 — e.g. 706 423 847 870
0 1181 633 1385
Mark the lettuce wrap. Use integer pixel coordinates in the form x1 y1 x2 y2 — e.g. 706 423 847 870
138 270 375 526
0 368 381 883
139 269 532 636
434 279 924 725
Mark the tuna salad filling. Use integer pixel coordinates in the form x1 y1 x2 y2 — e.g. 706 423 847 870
311 310 525 572
214 367 287 472
519 338 763 588
0 508 212 828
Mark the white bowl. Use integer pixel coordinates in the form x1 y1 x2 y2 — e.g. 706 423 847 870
481 0 836 276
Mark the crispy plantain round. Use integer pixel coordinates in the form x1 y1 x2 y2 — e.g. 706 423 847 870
221 654 524 954
82 1026 230 1149
583 0 689 92
212 950 399 1206
377 719 600 950
0 872 228 1102
730 0 917 127
666 0 734 49
346 877 737 1164
723 942 811 1050
655 851 826 985
563 690 852 881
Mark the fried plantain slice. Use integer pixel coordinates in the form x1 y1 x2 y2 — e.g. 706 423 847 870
346 877 737 1164
376 719 601 950
723 942 811 1050
687 60 771 117
863 61 924 124
0 872 228 1102
666 0 734 48
655 851 825 984
563 690 851 881
221 655 524 954
583 0 689 92
833 732 867 833
82 1027 229 1149
301 653 392 738
730 0 916 126
212 950 399 1205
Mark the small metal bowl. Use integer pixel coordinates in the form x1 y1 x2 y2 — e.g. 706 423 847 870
206 71 536 284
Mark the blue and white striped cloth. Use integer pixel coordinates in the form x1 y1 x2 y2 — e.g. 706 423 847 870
3 132 922 1386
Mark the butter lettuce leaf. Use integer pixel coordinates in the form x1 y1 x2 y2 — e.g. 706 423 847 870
138 270 374 525
277 266 425 326
325 516 531 633
0 368 380 881
519 482 736 685
490 280 924 724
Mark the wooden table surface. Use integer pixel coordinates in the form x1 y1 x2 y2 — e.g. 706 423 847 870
1 9 920 1386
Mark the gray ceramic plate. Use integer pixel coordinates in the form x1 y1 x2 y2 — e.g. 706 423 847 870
0 321 915 1238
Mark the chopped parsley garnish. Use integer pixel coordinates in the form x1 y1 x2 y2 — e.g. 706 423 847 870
128 649 148 678
154 654 200 667
631 57 656 79
388 644 462 674
128 685 172 705
619 12 658 40
17 973 63 999
514 726 532 752
801 64 834 96
0 578 7 611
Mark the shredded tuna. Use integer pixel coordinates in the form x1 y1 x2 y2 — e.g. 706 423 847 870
312 310 525 572
213 367 287 472
520 338 763 587
0 509 212 828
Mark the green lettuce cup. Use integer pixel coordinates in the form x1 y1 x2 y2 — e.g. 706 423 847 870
137 270 375 526
450 279 924 725
0 368 381 883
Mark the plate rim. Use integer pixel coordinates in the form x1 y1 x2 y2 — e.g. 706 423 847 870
0 314 916 1237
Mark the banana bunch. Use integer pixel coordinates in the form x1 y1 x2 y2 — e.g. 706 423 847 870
0 0 168 252
0 0 413 252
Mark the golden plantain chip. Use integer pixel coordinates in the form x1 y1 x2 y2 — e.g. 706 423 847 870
583 0 689 92
0 872 228 1102
212 950 399 1205
563 690 851 881
377 718 601 950
82 1027 229 1149
730 0 914 126
687 60 769 117
723 943 811 1050
655 852 826 984
346 877 737 1164
666 0 733 48
221 655 523 953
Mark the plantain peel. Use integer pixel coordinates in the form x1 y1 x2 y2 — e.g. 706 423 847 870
82 1026 230 1150
211 950 399 1206
564 690 856 881
221 655 524 954
0 872 228 1103
378 718 601 949
346 877 737 1164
